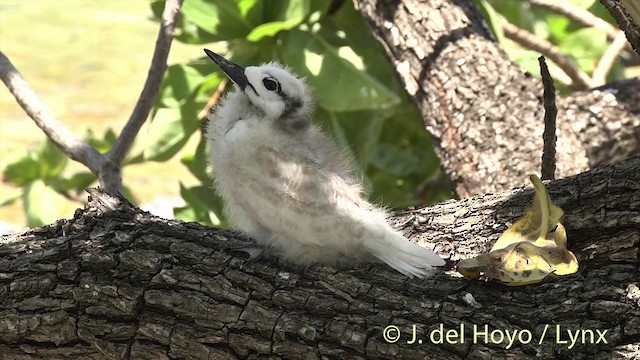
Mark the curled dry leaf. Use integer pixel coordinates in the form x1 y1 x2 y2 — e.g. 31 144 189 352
456 175 578 286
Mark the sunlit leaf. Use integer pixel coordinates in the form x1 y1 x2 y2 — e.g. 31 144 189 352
3 150 40 186
181 133 210 183
158 64 209 107
279 29 400 111
486 0 536 32
473 0 505 43
181 0 254 40
23 179 68 227
144 100 200 161
558 28 608 74
246 0 313 41
545 15 571 43
54 172 97 193
247 18 304 42
39 138 68 179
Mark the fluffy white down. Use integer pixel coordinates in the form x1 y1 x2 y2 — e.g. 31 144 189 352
206 63 445 278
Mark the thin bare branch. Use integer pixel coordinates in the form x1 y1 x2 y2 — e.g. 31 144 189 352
108 0 183 164
0 52 105 173
592 31 629 85
538 56 557 181
529 0 621 41
503 22 593 90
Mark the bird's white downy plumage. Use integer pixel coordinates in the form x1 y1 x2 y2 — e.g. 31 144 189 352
204 51 445 278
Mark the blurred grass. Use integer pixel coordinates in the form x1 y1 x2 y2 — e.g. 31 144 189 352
0 0 203 226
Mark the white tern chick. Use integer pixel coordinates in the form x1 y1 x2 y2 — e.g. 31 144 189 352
203 49 445 278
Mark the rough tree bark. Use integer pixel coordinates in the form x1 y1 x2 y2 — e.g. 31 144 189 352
600 0 640 55
1 156 638 359
355 0 640 197
2 1 639 359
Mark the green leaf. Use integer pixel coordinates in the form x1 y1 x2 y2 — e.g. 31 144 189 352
246 0 311 41
181 0 255 40
194 72 223 104
327 110 386 167
158 64 209 107
39 138 68 179
279 29 400 111
181 133 210 183
487 0 535 32
558 28 608 74
85 128 117 154
473 0 505 43
3 150 40 185
546 14 571 43
144 100 200 161
328 0 376 48
246 18 304 42
54 172 97 192
370 144 419 177
23 179 67 227
175 183 225 226
150 0 164 19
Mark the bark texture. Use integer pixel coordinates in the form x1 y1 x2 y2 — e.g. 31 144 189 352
560 79 640 168
355 0 640 197
1 156 639 360
600 0 640 55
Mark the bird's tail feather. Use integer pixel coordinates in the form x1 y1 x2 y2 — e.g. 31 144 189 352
368 232 446 278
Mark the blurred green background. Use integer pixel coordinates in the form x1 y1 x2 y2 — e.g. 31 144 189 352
1 0 637 231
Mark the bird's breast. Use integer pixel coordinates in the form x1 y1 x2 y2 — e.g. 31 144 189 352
222 118 250 143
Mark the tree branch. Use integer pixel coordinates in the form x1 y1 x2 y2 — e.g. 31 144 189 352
502 22 593 90
599 0 640 55
529 0 623 42
108 0 183 164
0 52 105 174
592 31 630 85
1 155 638 359
538 56 557 181
1 0 183 196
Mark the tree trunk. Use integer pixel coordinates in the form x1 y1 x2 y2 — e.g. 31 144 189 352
355 0 640 198
1 156 638 360
600 0 640 55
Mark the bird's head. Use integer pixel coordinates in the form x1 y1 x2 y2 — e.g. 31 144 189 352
204 49 311 123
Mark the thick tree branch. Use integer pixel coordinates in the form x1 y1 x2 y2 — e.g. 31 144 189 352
108 0 183 164
600 0 640 55
560 77 640 167
1 156 638 359
355 0 639 197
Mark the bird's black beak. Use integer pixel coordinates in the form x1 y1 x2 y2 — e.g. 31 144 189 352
204 49 249 90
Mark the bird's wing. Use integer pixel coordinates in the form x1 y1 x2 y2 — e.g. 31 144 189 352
230 144 363 248
228 142 445 277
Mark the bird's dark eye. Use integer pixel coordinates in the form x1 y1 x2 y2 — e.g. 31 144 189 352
262 78 279 92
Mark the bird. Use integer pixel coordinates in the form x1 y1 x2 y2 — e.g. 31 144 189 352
203 49 446 278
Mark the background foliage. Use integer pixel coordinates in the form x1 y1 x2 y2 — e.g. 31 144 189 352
1 0 635 228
